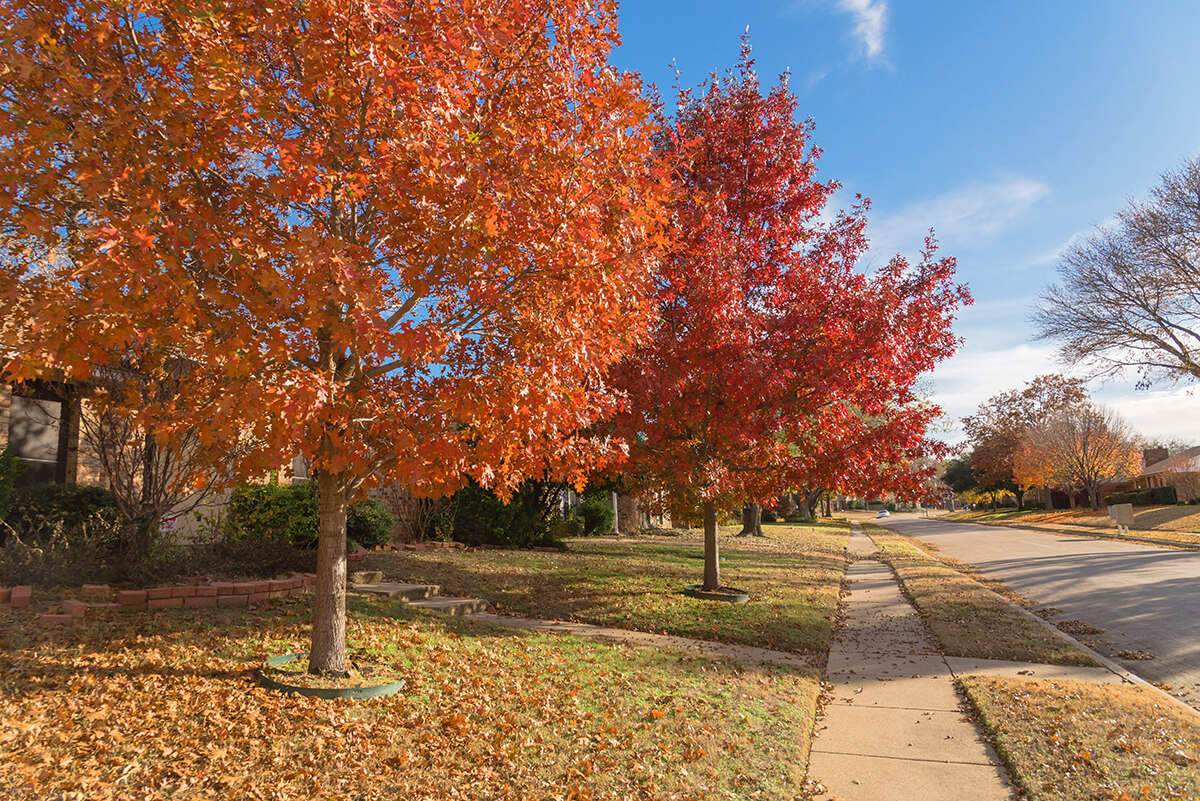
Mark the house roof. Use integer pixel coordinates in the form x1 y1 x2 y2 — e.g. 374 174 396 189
1141 445 1200 476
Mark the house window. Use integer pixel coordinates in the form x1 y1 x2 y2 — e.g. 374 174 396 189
7 386 69 487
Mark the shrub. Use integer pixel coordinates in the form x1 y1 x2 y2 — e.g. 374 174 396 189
576 493 615 536
227 482 319 546
449 478 566 549
0 517 119 586
0 448 25 523
347 498 394 548
228 482 396 549
1104 486 1178 507
760 509 778 523
4 483 120 547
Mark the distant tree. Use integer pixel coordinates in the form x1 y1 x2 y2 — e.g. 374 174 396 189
1035 158 1200 388
1019 404 1142 510
941 456 977 496
962 375 1088 509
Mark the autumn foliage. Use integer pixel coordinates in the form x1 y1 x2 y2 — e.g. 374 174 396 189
612 45 968 589
1015 403 1142 510
962 375 1088 508
0 0 664 671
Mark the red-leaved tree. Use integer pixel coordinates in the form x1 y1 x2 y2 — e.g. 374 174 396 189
0 0 664 673
613 44 969 591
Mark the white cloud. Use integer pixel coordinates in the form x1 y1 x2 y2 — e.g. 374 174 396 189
928 342 1062 442
836 0 888 61
1016 215 1117 272
866 176 1051 260
1092 385 1200 446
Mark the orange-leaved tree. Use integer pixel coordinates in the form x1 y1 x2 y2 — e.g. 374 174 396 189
611 44 969 591
0 0 664 673
962 374 1087 509
1018 403 1142 510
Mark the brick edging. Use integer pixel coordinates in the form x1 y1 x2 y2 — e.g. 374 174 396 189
0 574 318 627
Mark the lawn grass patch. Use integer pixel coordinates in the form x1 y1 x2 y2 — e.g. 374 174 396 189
960 675 1200 801
866 526 1098 666
0 593 820 800
366 523 850 659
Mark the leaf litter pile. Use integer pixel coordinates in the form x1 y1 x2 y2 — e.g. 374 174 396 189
0 595 819 800
960 675 1200 801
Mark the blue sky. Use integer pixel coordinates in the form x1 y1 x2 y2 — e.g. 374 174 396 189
611 1 1200 445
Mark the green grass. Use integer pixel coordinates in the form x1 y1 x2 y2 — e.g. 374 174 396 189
961 675 1200 801
0 593 820 800
365 523 851 659
867 526 1098 666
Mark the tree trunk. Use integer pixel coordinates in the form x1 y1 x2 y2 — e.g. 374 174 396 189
310 472 349 676
702 500 720 591
799 488 822 521
736 503 764 537
1016 489 1024 512
1044 485 1054 511
1068 489 1077 509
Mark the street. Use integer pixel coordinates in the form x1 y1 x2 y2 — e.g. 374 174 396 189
879 514 1200 708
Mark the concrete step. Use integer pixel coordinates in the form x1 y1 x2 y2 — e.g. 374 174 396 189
350 582 440 601
407 597 487 616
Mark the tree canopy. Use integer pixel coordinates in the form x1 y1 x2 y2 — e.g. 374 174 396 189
961 374 1087 508
0 0 665 673
612 44 968 590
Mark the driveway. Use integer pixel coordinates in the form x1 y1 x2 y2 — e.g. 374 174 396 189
878 513 1200 708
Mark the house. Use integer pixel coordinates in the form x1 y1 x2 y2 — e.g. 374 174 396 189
1134 446 1200 503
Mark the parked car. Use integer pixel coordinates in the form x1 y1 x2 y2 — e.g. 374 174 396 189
877 510 890 518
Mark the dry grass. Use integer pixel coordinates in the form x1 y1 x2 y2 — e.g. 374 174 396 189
866 526 1098 666
944 507 1200 548
365 522 851 660
960 675 1200 801
0 594 820 800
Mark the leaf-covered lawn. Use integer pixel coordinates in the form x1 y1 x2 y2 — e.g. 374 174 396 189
365 523 850 659
0 595 820 800
867 527 1098 666
960 675 1200 801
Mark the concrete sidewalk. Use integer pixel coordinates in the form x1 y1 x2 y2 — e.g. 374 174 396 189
807 525 1017 801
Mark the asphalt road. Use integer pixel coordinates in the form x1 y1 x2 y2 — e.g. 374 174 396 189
877 513 1200 708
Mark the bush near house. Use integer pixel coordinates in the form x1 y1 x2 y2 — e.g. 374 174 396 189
227 482 394 549
1103 486 1177 506
3 483 120 546
449 478 566 549
575 492 615 536
0 447 25 522
346 498 394 548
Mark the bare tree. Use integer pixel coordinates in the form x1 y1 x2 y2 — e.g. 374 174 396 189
1035 158 1200 387
71 359 220 564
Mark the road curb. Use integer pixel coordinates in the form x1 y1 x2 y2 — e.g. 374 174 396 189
898 536 1200 721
